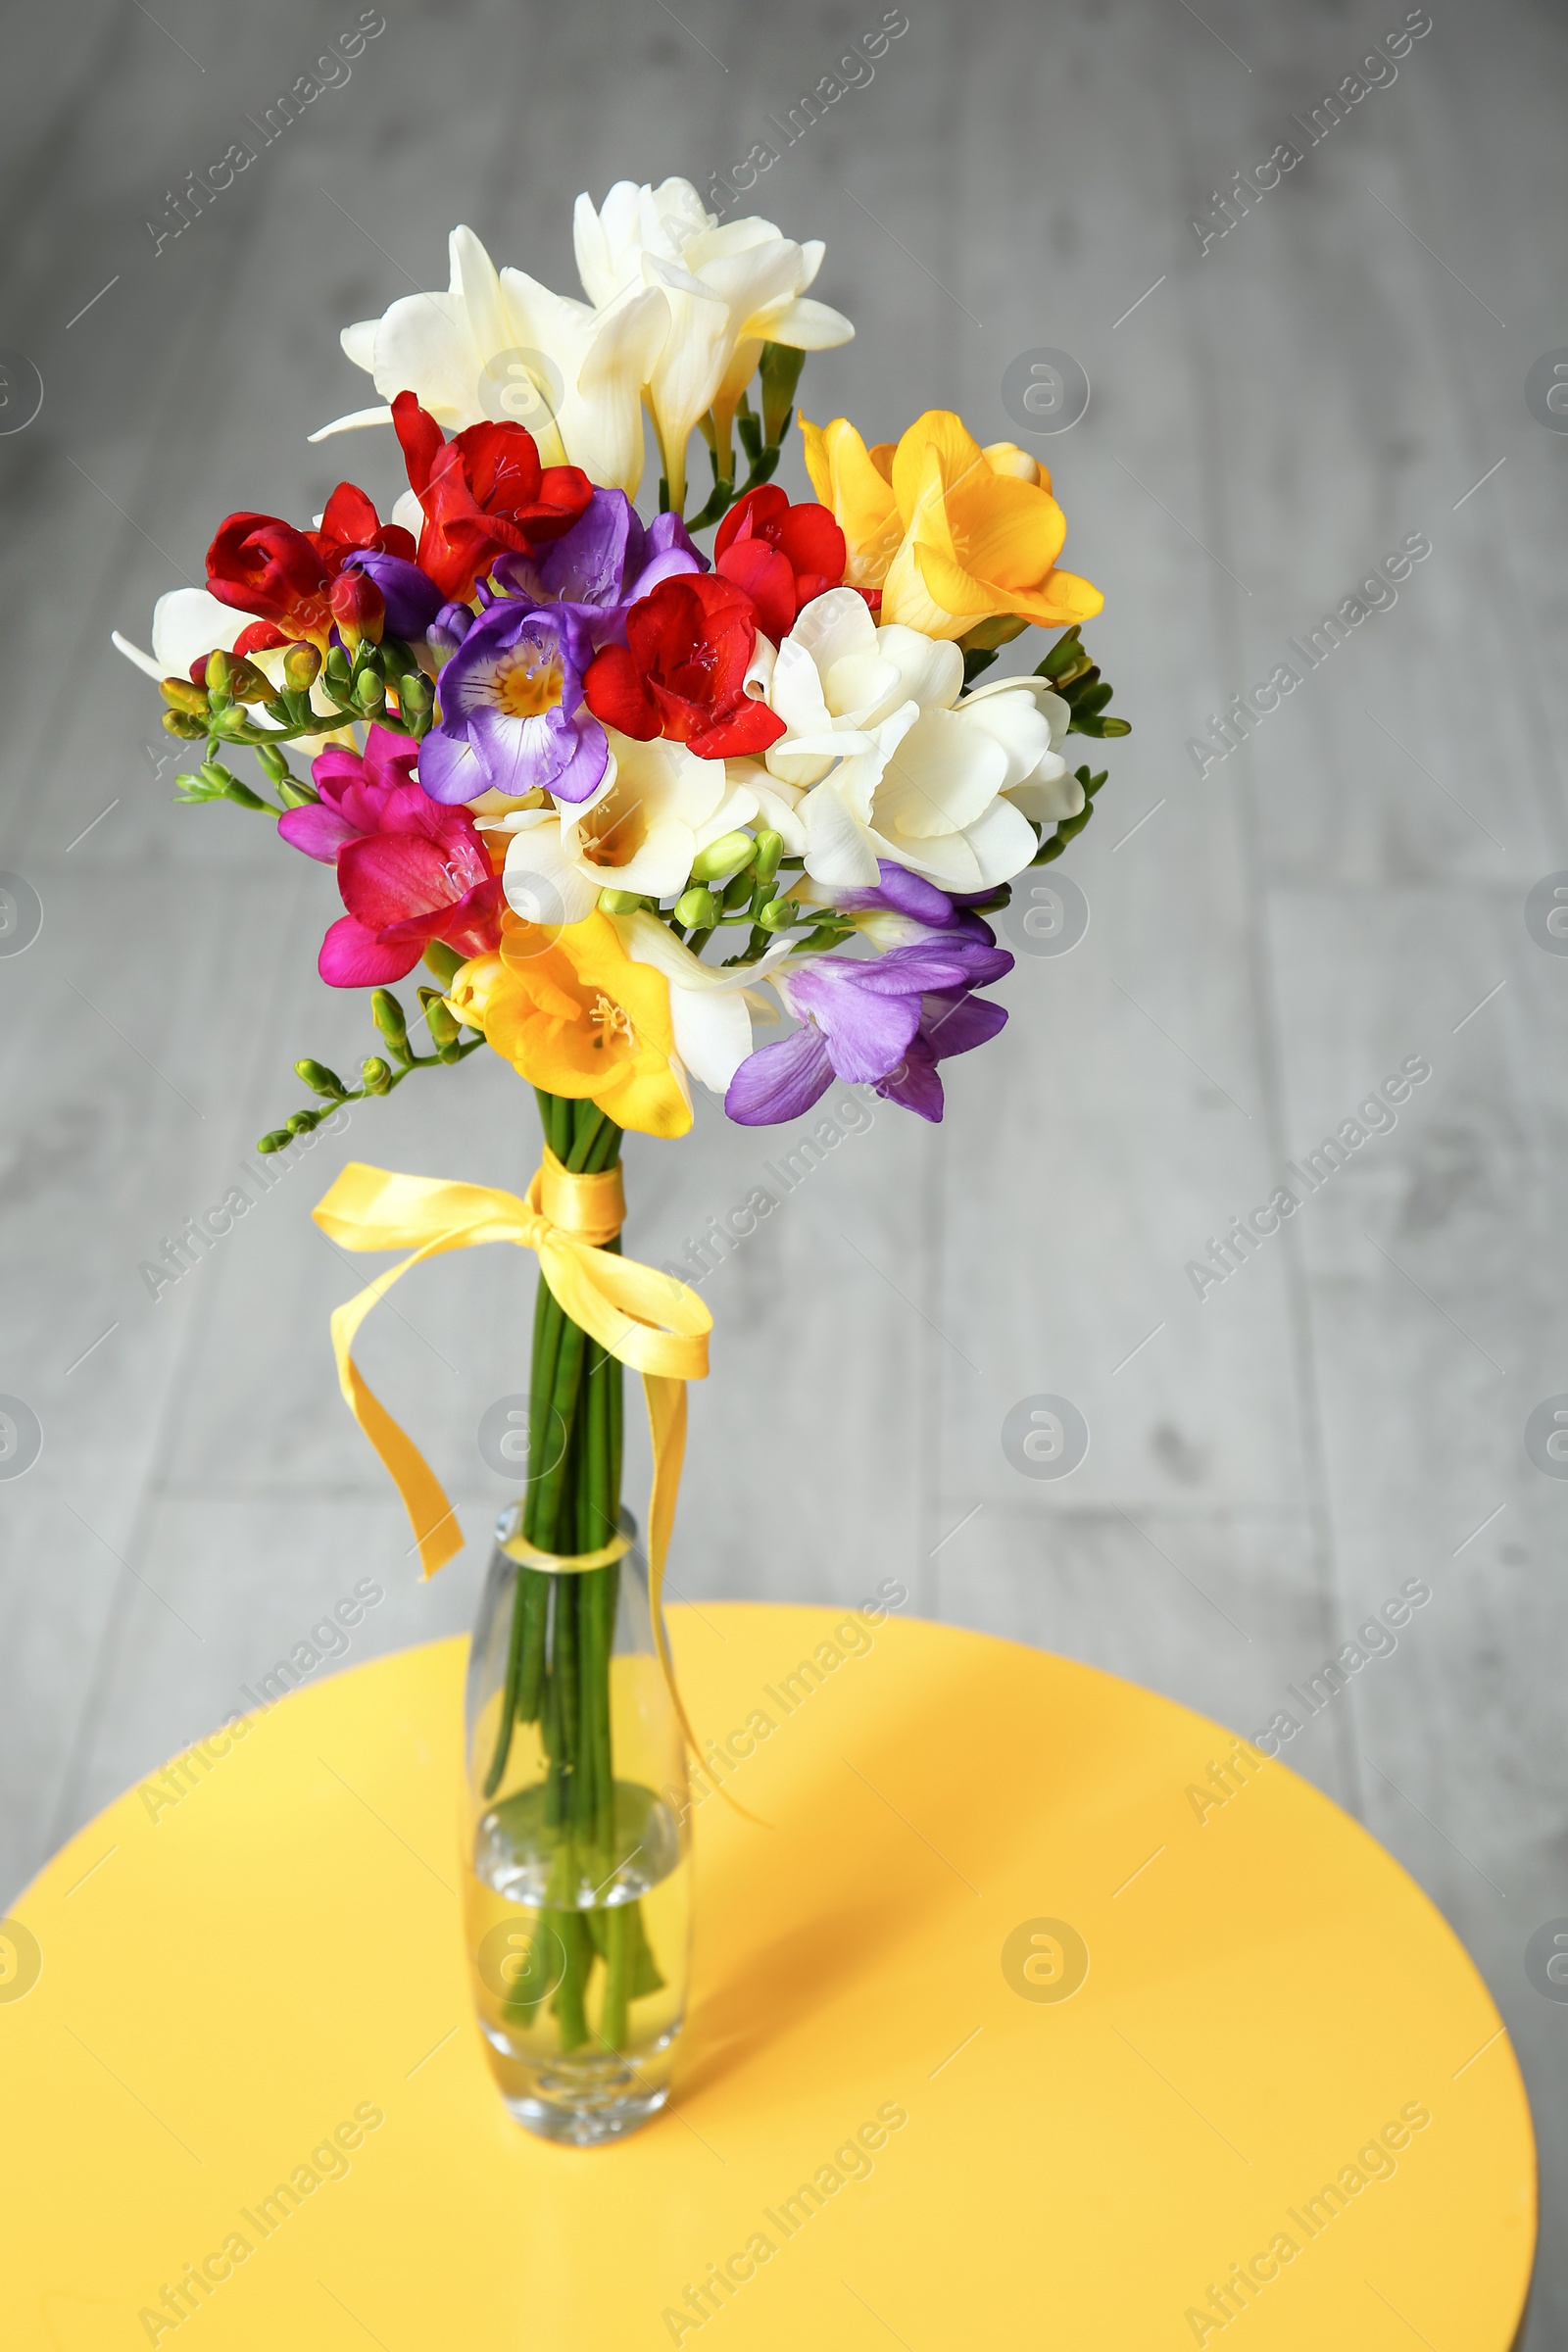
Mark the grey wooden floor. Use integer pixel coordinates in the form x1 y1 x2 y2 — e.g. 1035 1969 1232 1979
1 0 1563 2335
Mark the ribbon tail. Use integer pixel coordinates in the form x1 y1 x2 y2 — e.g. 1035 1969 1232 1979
327 1246 466 1578
642 1372 768 1831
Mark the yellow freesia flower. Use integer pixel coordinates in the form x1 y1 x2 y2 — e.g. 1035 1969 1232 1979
448 910 691 1139
801 409 1103 642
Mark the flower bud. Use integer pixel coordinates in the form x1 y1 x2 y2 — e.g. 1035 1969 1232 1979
295 1058 347 1099
751 828 784 889
421 939 466 986
163 710 208 741
276 776 318 808
758 895 799 932
361 1055 392 1095
760 340 807 447
160 676 211 717
283 641 322 690
355 669 386 715
205 649 233 701
330 568 385 649
287 1108 321 1135
690 829 755 883
225 656 273 704
418 989 460 1049
427 603 474 665
675 884 721 929
258 1128 293 1154
597 888 644 914
398 670 432 716
371 989 408 1054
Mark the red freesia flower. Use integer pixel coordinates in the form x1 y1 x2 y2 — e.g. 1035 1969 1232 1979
582 573 787 760
205 482 416 646
391 391 593 603
276 724 504 986
712 485 849 642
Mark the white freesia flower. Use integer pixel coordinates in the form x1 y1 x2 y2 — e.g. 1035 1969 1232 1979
574 178 855 514
500 731 759 927
112 587 246 682
761 589 1077 890
110 589 343 726
312 225 666 498
610 907 785 1096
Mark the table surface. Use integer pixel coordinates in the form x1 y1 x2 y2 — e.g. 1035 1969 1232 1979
0 1606 1537 2350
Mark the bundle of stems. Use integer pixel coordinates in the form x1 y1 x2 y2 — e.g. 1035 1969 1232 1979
483 1091 652 2052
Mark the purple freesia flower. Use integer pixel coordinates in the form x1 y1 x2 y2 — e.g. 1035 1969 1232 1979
830 859 1001 950
487 489 706 651
340 551 446 645
418 600 608 807
724 933 1013 1127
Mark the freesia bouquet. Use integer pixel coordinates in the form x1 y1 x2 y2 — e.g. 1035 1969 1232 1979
116 175 1128 2137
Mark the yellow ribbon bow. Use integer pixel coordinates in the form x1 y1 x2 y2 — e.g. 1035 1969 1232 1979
312 1152 712 1762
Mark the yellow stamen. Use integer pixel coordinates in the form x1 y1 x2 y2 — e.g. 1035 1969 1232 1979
496 643 565 719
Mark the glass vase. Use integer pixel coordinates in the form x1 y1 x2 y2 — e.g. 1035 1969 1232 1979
464 1502 692 2143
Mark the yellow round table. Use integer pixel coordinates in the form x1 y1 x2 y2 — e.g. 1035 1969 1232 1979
0 1607 1536 2350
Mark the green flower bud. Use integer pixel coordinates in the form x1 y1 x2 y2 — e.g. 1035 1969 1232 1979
355 670 386 714
276 776 319 808
757 895 799 932
690 829 754 883
362 1055 392 1095
675 884 721 930
283 641 322 690
399 670 432 714
226 656 274 704
258 1128 293 1154
760 340 807 448
295 1058 347 1100
160 676 210 717
419 992 460 1049
371 990 408 1054
721 869 754 912
421 939 466 986
751 828 784 889
205 649 233 701
286 1108 320 1134
163 710 209 741
597 888 643 914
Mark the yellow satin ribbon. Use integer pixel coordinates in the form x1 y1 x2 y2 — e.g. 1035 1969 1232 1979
312 1151 713 1769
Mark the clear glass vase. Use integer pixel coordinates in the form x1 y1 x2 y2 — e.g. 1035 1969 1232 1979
464 1505 692 2143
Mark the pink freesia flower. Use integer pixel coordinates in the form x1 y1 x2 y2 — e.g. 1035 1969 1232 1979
279 723 506 986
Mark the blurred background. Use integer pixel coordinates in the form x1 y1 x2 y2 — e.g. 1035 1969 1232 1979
0 0 1561 2333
